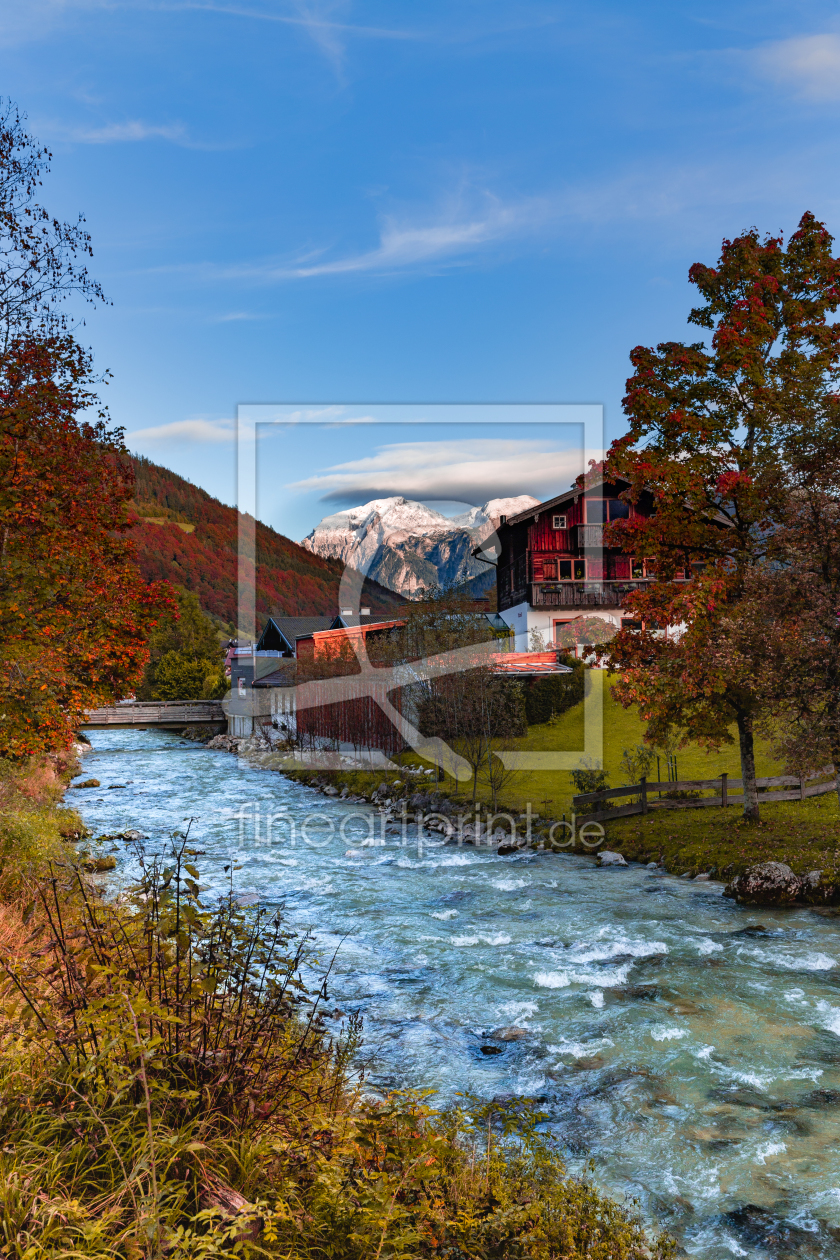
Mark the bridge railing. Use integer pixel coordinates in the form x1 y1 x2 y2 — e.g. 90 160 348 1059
82 700 226 726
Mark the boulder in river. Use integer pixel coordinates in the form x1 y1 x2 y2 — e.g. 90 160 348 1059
81 854 117 872
724 861 803 906
497 840 526 856
598 850 627 867
725 861 840 907
490 1026 530 1042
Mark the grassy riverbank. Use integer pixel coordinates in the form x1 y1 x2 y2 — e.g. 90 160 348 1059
0 754 674 1259
273 675 840 884
603 794 840 882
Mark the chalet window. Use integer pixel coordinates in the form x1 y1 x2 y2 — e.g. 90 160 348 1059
558 559 586 580
631 559 644 579
543 559 558 580
587 499 630 523
551 513 567 529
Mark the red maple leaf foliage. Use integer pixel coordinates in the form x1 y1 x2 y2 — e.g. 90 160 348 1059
126 457 407 626
602 212 840 819
0 334 175 757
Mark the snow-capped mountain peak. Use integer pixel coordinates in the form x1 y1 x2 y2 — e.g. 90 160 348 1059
300 493 541 597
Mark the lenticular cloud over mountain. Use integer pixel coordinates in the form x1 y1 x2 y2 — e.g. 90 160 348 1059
301 494 539 597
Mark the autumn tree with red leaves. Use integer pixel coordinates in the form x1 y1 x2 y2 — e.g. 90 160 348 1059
604 212 840 820
0 102 173 756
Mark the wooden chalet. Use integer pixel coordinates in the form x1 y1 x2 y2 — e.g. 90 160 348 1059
496 476 659 650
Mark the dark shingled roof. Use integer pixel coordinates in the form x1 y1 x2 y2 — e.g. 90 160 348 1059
252 660 298 688
256 615 334 652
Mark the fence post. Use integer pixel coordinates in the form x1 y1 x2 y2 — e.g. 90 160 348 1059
800 775 805 801
641 776 648 815
721 772 727 809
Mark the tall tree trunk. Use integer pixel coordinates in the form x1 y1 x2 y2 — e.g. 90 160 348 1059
736 709 760 822
824 698 840 810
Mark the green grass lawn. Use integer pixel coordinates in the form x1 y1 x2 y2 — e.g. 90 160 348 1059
278 673 840 880
469 673 782 816
603 795 840 881
417 673 840 879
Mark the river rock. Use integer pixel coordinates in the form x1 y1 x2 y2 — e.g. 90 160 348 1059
323 786 339 797
81 854 117 872
490 1026 530 1042
724 861 802 907
598 850 627 867
71 778 100 789
796 1087 840 1109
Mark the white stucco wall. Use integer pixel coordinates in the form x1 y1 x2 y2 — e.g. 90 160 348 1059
498 602 620 652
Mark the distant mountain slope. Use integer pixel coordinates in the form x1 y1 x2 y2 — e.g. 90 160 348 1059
301 495 537 598
128 456 406 628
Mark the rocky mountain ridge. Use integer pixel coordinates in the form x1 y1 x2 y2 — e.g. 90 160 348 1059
301 494 539 597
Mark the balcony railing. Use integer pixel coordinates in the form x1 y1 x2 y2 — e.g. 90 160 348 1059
531 580 650 608
575 523 604 549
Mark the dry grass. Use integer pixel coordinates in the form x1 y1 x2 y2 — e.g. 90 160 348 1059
0 761 675 1259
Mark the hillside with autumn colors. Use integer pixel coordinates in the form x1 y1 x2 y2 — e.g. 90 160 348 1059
127 455 406 628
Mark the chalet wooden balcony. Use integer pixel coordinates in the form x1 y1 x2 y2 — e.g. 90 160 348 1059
575 523 604 549
531 580 650 608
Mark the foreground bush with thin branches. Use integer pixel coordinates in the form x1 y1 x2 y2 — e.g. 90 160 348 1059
0 831 674 1259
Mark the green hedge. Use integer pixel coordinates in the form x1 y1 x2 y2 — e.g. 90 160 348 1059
523 657 586 725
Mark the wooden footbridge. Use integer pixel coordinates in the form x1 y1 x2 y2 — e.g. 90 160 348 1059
81 700 227 730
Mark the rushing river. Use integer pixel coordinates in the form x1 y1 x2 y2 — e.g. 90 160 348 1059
74 728 840 1259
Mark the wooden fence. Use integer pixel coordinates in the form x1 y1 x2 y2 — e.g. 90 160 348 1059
573 767 837 825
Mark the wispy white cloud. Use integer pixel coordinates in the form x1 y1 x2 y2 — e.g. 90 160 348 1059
752 32 840 100
135 144 840 292
127 417 235 445
288 197 546 277
269 405 352 424
208 310 266 322
48 118 190 145
168 0 424 76
288 438 582 504
195 191 550 282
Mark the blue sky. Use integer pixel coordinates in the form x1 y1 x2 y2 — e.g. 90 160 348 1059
5 2 840 538
245 404 596 539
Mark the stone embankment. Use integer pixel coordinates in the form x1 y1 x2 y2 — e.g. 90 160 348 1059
199 734 840 903
205 732 561 854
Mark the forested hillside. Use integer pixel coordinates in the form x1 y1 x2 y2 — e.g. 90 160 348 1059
128 456 405 628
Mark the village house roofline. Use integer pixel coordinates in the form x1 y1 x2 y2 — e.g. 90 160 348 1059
503 475 631 527
256 615 334 653
295 617 407 645
330 613 391 630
